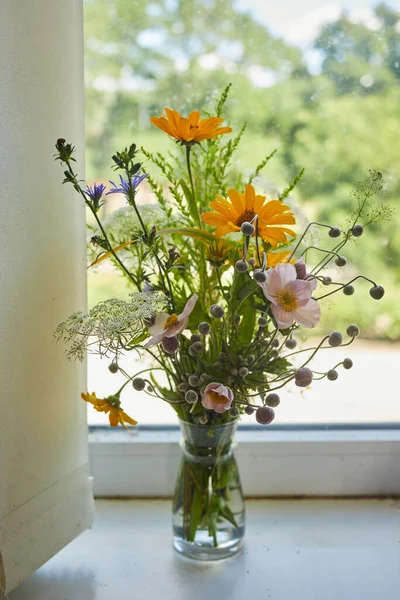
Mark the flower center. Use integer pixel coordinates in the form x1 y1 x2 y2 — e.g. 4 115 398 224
209 391 228 405
164 314 179 329
277 290 298 312
236 208 255 227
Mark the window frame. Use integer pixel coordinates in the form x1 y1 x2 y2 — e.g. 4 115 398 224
89 424 400 497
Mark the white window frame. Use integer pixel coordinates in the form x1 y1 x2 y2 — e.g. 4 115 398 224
89 425 400 497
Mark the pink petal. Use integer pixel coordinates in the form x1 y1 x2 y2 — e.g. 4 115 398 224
271 304 295 329
145 330 167 347
286 279 312 306
294 298 321 328
165 317 187 337
274 263 297 288
148 312 169 335
306 276 318 291
179 294 198 320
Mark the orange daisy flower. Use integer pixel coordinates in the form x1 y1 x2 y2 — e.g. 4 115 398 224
202 184 296 247
150 108 232 145
267 250 296 268
82 391 137 428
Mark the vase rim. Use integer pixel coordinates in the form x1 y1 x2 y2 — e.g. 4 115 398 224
178 417 238 428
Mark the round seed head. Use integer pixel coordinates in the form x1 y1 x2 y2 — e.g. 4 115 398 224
327 369 338 381
238 355 247 366
256 406 275 425
328 332 343 347
335 255 347 267
188 345 197 357
200 373 210 382
248 258 256 268
199 414 208 425
253 269 267 283
369 285 385 300
132 377 146 391
108 361 119 374
343 285 355 296
210 304 225 318
329 227 341 238
185 390 198 404
190 333 201 343
241 221 255 235
343 358 353 370
295 367 313 387
198 321 211 335
323 276 332 286
272 339 280 348
239 367 249 377
346 324 360 337
258 317 268 327
147 384 154 393
178 382 189 392
285 338 297 350
188 375 199 387
270 350 279 359
245 405 254 415
229 406 240 418
247 354 256 364
235 260 249 273
265 393 280 407
192 341 204 353
351 224 364 237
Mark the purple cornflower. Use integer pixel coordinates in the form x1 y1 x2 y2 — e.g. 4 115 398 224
83 183 107 207
106 173 148 196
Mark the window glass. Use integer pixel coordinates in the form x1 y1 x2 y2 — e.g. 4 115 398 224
84 0 400 425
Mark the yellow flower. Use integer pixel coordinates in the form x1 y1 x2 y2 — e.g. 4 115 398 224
267 250 296 268
81 391 137 428
202 184 296 247
205 238 233 267
150 108 232 145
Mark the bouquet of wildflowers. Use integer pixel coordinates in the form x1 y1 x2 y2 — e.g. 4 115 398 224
54 87 388 556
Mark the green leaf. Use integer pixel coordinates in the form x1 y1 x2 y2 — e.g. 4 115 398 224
237 297 256 346
188 485 206 542
217 497 239 528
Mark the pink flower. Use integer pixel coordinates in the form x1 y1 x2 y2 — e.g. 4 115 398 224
258 263 320 329
146 294 198 353
201 382 234 414
294 258 318 291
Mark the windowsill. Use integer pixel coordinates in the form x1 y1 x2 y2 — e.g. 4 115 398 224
9 498 400 599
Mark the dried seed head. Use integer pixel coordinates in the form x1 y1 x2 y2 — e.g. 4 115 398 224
247 354 256 364
327 369 338 381
343 358 353 369
346 324 360 337
343 285 355 296
229 406 240 418
329 227 341 238
245 405 254 415
190 333 201 343
335 255 347 267
241 221 255 235
108 361 119 374
351 224 363 237
178 382 189 392
258 317 268 327
285 338 297 350
192 341 204 353
210 304 225 318
295 367 313 387
199 414 208 425
188 375 199 387
256 406 275 425
239 367 249 377
198 321 211 335
185 390 198 404
235 260 249 273
132 377 146 391
253 269 267 283
323 276 332 286
328 332 343 347
265 393 280 407
200 373 210 382
272 339 280 348
369 285 385 300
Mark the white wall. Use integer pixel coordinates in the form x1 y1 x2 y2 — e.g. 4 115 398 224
0 1 92 595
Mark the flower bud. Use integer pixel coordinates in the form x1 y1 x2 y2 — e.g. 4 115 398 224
132 377 146 391
335 255 347 267
351 224 363 237
190 333 201 343
163 336 179 354
245 405 254 415
272 339 280 348
200 373 210 382
188 375 199 387
229 406 240 418
329 227 341 238
235 260 249 273
185 390 198 404
369 285 385 300
198 321 211 335
343 358 353 369
328 332 343 347
253 269 267 283
239 367 249 377
108 361 119 374
327 369 338 381
258 317 268 327
210 304 225 318
241 221 255 235
294 260 307 280
343 285 354 296
265 393 280 407
178 382 189 392
248 258 256 268
188 345 197 357
270 350 279 359
295 367 313 387
346 324 360 337
323 276 332 286
247 354 255 364
285 338 297 349
256 406 275 425
192 341 204 353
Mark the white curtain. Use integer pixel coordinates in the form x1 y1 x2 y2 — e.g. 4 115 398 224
0 1 92 595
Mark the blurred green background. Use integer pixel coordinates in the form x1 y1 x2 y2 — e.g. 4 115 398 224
84 0 400 340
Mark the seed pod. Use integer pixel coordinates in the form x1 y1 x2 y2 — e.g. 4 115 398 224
185 390 198 404
132 377 146 391
294 367 313 387
198 321 211 335
188 375 199 387
200 373 210 382
270 350 279 359
245 405 254 415
343 358 353 370
229 406 240 418
329 227 341 238
239 367 249 377
241 221 255 235
272 339 280 348
328 332 343 347
256 406 275 425
285 338 297 350
247 354 256 364
327 369 338 381
190 333 201 343
369 285 385 300
346 324 360 337
192 341 204 353
351 224 363 237
335 255 347 267
253 269 267 283
235 260 249 273
210 304 225 318
323 276 332 286
108 361 119 374
258 317 268 327
231 368 238 376
248 258 256 268
265 393 280 407
343 285 354 296
199 414 208 425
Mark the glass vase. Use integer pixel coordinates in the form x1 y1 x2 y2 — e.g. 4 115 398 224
172 419 245 560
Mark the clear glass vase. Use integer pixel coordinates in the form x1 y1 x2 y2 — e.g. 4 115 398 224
172 419 245 561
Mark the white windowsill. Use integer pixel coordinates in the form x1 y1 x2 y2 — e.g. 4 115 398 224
9 498 400 600
89 427 400 497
